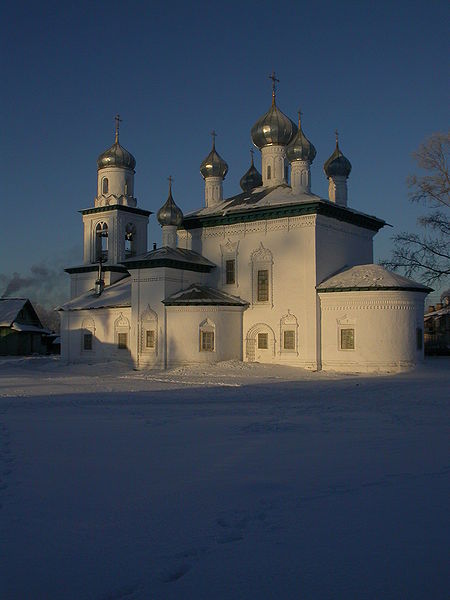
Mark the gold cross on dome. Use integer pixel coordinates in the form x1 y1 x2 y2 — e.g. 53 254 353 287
114 114 122 143
167 175 174 191
269 71 279 92
210 130 217 148
335 129 339 148
298 108 303 128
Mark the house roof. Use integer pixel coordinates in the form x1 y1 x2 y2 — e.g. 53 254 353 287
317 264 433 293
163 284 249 307
121 247 216 272
58 276 131 311
0 298 29 327
0 298 49 333
181 185 385 232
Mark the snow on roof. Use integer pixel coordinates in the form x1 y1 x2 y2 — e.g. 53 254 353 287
163 284 249 306
317 264 432 292
11 322 51 334
122 246 215 269
185 185 322 218
58 277 131 311
0 298 28 327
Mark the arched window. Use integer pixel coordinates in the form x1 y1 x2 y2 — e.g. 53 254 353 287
95 222 108 262
114 314 130 351
250 243 273 307
81 318 95 352
267 165 272 180
102 178 109 194
125 223 136 258
140 305 158 355
245 323 276 362
280 311 299 354
199 318 215 352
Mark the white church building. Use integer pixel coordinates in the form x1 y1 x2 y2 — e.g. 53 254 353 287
59 80 431 372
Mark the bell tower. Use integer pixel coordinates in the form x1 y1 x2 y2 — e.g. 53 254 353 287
66 116 151 298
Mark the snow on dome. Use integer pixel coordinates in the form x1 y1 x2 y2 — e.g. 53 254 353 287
317 264 432 292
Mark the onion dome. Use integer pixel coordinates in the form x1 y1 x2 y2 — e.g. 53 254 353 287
286 111 316 164
240 150 263 191
251 87 297 149
200 132 228 179
97 142 136 171
157 178 183 227
324 131 352 178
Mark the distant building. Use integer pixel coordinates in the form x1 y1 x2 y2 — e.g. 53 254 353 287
59 80 431 372
0 298 50 355
424 292 450 355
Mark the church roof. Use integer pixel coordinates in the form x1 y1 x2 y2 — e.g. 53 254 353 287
58 277 131 311
317 264 432 293
121 247 215 272
182 185 385 232
163 284 248 306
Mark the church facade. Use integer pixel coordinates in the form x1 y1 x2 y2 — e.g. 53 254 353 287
59 82 431 372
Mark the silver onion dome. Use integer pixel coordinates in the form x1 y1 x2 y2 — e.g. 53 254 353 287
157 179 183 227
200 133 228 179
97 142 136 171
240 150 263 191
97 115 136 171
251 92 297 149
324 132 352 178
286 112 316 164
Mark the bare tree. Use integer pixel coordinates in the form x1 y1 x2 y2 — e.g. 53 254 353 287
382 132 450 285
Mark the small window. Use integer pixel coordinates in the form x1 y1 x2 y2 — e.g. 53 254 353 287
83 333 93 351
416 327 423 350
340 328 355 350
201 331 214 352
102 178 109 194
118 333 128 349
225 259 235 284
146 330 155 349
267 165 271 180
257 269 269 302
283 330 295 350
257 332 268 349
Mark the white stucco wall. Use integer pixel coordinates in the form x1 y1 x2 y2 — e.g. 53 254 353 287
165 306 244 366
179 211 378 370
60 307 133 365
128 266 210 369
319 290 426 372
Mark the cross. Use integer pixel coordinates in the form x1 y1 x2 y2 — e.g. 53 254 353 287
211 130 217 147
269 71 279 98
114 114 122 143
298 108 303 128
167 175 174 191
250 148 254 164
335 129 339 147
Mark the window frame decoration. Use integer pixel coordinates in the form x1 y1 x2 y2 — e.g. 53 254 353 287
220 239 239 287
140 305 158 355
81 318 95 353
280 311 299 355
337 316 356 352
250 243 274 307
114 313 130 351
199 318 216 353
102 177 109 195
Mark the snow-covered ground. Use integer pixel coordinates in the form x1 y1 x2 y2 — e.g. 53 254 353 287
0 357 448 600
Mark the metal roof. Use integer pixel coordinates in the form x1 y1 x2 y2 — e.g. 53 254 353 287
58 277 131 311
163 284 248 306
317 264 432 293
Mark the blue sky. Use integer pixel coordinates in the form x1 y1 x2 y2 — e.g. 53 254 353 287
1 0 448 305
